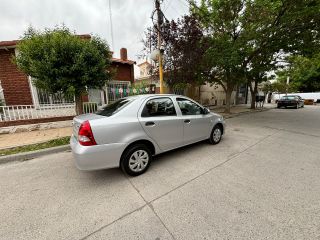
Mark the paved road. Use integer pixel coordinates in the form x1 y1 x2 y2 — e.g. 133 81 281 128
0 106 319 240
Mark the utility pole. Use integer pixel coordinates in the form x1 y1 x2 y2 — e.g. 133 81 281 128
108 0 114 50
286 76 290 96
155 0 164 94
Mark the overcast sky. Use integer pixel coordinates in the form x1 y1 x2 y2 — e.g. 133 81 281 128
0 0 189 77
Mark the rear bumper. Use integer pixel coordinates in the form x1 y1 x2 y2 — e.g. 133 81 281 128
277 102 297 107
70 135 126 171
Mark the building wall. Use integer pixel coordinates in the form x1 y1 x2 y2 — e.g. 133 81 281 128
0 49 33 105
112 62 134 82
200 83 236 106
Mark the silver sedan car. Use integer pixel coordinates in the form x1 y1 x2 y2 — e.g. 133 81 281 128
70 94 225 176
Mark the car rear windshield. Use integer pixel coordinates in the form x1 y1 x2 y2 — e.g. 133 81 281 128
96 98 132 117
281 96 295 100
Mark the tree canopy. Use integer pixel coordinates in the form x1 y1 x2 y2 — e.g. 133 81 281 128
143 14 208 98
192 0 320 111
15 26 112 114
277 53 320 92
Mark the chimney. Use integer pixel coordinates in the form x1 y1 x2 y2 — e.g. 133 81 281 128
120 48 127 60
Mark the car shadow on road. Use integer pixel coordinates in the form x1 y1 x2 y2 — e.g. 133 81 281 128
77 140 222 181
77 167 125 184
151 140 210 165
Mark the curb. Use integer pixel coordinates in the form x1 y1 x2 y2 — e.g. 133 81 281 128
0 145 71 165
222 108 270 119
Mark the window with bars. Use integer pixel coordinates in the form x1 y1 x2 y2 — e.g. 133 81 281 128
107 81 131 103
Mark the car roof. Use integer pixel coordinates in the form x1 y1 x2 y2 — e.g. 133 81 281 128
127 94 184 100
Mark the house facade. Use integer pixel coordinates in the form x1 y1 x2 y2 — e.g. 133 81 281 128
0 36 135 107
135 60 241 106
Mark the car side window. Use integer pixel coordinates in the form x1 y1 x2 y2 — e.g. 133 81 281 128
141 98 176 117
176 98 203 115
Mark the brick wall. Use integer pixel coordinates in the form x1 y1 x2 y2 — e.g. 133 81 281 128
0 49 33 105
112 62 134 82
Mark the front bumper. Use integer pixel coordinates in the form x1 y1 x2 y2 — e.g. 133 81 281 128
70 135 126 171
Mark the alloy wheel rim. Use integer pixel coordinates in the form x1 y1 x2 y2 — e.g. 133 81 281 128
129 150 149 172
213 128 221 142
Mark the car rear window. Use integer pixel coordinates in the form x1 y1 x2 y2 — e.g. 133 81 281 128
96 98 132 117
281 96 296 100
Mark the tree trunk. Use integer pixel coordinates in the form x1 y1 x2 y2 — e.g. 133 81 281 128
224 87 233 114
187 82 198 100
249 83 255 109
249 80 258 109
75 93 83 115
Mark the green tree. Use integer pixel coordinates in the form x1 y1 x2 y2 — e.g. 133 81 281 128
192 0 320 112
143 15 208 100
15 26 112 114
277 53 320 92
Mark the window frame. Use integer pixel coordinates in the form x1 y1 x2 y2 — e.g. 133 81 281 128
176 97 205 116
141 97 177 118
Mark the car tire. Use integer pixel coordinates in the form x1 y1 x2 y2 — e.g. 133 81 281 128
209 125 223 145
121 144 152 176
277 105 280 108
296 103 299 109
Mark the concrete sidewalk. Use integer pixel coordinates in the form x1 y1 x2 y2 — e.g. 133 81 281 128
0 104 273 150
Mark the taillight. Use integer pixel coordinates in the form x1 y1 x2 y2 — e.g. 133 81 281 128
78 120 97 146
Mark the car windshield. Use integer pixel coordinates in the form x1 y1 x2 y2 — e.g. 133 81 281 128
281 96 296 100
96 98 133 117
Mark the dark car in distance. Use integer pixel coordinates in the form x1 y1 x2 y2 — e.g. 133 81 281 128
277 95 304 109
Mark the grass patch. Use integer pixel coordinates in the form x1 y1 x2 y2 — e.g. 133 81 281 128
0 136 70 156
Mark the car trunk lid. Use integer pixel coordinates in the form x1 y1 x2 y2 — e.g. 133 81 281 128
72 114 105 140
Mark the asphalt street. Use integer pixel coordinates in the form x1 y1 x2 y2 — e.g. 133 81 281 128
0 106 319 240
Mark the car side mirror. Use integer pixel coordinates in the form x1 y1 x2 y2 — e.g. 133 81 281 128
203 108 210 115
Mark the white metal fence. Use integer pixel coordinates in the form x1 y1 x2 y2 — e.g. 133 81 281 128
82 102 98 114
36 88 75 105
0 103 99 122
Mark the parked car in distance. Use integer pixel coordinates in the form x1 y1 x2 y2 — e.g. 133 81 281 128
70 94 225 176
277 95 304 109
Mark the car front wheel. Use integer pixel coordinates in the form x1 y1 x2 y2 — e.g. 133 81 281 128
209 125 223 145
121 144 152 176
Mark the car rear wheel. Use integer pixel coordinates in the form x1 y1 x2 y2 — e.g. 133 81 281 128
121 144 152 176
209 125 222 145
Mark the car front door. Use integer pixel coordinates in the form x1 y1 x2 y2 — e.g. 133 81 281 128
138 97 183 151
176 97 212 145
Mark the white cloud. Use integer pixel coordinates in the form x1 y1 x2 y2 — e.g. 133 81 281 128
0 0 189 76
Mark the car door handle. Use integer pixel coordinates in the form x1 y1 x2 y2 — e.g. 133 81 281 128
184 119 191 124
145 121 155 127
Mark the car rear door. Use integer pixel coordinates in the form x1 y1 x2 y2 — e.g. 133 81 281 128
138 97 183 151
176 97 212 145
